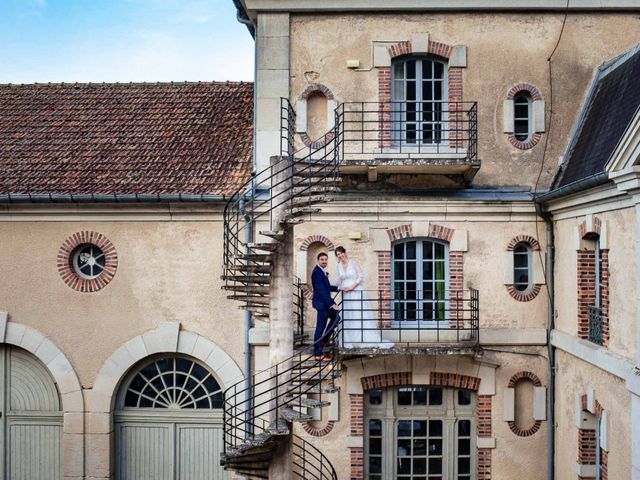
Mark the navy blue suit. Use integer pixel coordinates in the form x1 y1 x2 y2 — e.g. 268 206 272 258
311 265 339 355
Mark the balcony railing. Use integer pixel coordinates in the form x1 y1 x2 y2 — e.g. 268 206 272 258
588 305 604 346
335 288 479 350
335 100 478 167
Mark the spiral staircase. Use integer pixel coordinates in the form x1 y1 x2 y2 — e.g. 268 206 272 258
220 100 341 479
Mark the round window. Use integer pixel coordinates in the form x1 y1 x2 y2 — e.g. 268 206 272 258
72 244 106 279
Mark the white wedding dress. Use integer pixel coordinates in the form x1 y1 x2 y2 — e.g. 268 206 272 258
337 260 394 349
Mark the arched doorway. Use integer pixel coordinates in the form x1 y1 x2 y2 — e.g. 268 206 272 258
0 345 63 479
114 355 227 479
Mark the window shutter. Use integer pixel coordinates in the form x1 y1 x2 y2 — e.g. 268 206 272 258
503 99 514 133
533 99 545 132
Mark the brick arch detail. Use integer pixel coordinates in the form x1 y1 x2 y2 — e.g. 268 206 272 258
506 82 543 101
299 83 336 101
302 420 336 437
507 371 543 437
351 371 492 480
300 235 336 251
579 217 602 239
386 40 453 60
386 224 413 242
507 235 541 251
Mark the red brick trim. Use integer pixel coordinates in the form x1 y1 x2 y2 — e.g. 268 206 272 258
300 235 336 251
428 223 455 242
350 393 364 436
507 83 543 101
57 231 117 293
506 284 542 302
507 235 541 251
386 224 413 241
577 395 607 480
302 420 335 437
477 395 492 480
429 372 480 391
506 83 543 150
508 371 542 388
299 83 336 101
577 249 609 346
387 41 412 59
507 371 543 437
361 372 412 390
299 131 335 149
350 447 364 480
579 217 602 239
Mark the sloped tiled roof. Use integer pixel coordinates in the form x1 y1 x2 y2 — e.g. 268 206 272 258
556 45 640 188
0 81 253 197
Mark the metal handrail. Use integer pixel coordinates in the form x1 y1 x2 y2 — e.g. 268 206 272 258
293 433 338 480
336 100 478 162
334 288 479 346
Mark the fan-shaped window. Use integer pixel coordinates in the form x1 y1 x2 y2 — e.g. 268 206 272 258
122 357 223 409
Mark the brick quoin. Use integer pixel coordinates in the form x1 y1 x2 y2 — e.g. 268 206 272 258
577 394 607 480
577 247 609 346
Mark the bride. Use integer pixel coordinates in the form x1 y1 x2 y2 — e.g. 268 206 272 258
335 246 393 349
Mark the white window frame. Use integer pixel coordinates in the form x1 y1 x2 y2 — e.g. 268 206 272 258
513 243 533 292
513 92 532 142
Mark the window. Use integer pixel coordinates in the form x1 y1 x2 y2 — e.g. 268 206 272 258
513 92 532 141
392 57 447 145
72 243 106 279
513 243 532 292
366 387 475 480
392 240 448 322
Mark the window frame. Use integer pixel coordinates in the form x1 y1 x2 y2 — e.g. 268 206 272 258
513 242 533 293
365 386 476 480
391 56 449 146
513 92 532 142
391 239 450 324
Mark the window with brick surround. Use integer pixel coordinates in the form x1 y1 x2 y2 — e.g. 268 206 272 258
503 83 544 150
392 239 449 322
392 56 447 145
513 243 532 292
365 386 475 479
513 92 532 142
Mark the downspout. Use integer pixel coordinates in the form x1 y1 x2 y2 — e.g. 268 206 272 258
240 199 254 430
536 201 555 480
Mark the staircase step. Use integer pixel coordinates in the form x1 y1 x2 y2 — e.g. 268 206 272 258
284 395 331 408
259 230 285 241
223 285 270 295
283 206 322 217
292 185 340 195
290 195 332 205
279 405 314 423
247 242 279 252
280 217 305 225
231 253 274 263
227 295 270 305
222 275 271 284
226 468 268 479
239 305 270 315
226 264 272 274
288 383 339 394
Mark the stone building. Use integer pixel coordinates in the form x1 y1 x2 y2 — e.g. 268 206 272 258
221 1 640 480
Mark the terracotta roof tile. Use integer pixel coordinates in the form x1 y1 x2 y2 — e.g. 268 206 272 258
0 81 253 197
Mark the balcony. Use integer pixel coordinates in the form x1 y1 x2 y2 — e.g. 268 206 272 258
334 288 479 355
335 101 479 181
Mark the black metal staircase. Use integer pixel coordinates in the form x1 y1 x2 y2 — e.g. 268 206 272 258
220 99 340 479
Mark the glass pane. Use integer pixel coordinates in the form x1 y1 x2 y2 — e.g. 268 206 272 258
395 262 405 280
429 420 442 437
434 243 445 260
413 387 427 405
407 60 416 79
406 241 416 259
413 458 427 474
429 439 443 455
458 420 471 436
514 253 528 268
413 420 427 436
458 439 470 455
398 420 412 437
395 243 405 259
407 262 417 279
407 81 416 102
458 457 471 474
394 61 405 79
398 458 411 474
394 81 405 101
424 60 432 78
398 439 412 456
370 419 382 435
458 390 472 405
428 388 443 405
369 456 382 473
434 61 444 78
398 388 412 405
414 439 427 455
369 389 383 405
429 458 443 474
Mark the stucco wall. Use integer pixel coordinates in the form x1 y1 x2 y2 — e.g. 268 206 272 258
553 205 637 361
288 13 640 189
554 349 632 480
0 218 245 388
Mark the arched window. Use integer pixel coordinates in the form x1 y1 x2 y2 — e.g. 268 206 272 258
392 239 449 321
513 92 532 141
392 57 447 145
513 243 532 292
115 355 226 479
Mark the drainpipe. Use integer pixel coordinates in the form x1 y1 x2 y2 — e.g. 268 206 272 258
240 199 254 430
536 201 555 480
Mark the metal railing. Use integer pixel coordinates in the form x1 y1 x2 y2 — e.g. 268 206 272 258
588 305 604 346
293 434 338 480
334 289 479 347
281 98 297 156
335 100 478 162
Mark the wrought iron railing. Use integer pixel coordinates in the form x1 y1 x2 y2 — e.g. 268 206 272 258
281 98 297 156
293 277 306 339
335 100 478 162
293 433 338 480
588 305 604 346
335 289 479 347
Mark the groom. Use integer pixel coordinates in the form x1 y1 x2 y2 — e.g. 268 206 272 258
311 252 340 359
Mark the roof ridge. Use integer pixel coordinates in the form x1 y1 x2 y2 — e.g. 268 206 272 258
0 80 254 88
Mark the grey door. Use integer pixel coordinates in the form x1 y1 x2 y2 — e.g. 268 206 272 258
0 345 63 480
114 356 227 480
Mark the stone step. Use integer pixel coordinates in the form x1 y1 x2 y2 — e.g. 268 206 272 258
282 206 322 218
227 295 270 305
289 383 339 394
247 242 279 252
280 217 304 225
226 264 273 274
226 468 268 479
222 285 270 295
240 304 270 316
290 195 332 205
231 253 274 263
279 405 314 423
291 185 340 195
284 395 331 408
222 274 271 284
259 230 285 241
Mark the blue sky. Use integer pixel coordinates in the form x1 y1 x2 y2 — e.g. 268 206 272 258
0 0 254 83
